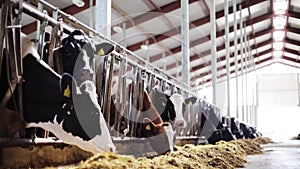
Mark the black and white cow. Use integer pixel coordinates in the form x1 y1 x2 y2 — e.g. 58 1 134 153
239 123 260 139
110 81 174 154
0 30 115 154
199 104 235 144
228 117 243 139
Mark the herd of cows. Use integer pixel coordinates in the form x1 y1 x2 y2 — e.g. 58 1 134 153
0 29 261 155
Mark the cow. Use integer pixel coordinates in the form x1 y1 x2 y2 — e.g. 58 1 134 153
109 81 174 154
239 123 260 139
228 117 243 139
0 30 116 154
199 104 235 144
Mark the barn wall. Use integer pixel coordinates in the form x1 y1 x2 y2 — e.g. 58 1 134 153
257 73 300 140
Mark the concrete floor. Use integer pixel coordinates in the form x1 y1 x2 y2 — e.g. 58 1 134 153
238 139 300 169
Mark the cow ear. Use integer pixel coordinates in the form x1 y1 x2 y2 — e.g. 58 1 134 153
143 118 155 131
60 73 77 98
184 96 197 105
95 42 114 56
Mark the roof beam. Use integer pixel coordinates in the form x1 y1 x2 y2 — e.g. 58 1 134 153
284 47 300 56
191 48 273 81
195 56 273 87
286 26 300 35
115 0 200 32
285 38 300 46
191 38 273 72
22 0 95 34
127 0 267 51
288 10 300 20
166 30 273 77
282 56 300 63
149 16 273 63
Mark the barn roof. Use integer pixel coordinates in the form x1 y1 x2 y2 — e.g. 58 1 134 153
21 0 300 89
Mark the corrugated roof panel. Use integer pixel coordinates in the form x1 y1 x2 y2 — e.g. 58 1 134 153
139 16 171 35
151 0 177 8
113 0 151 16
249 1 270 19
253 19 272 33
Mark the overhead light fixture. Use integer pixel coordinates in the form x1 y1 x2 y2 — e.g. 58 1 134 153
72 0 85 7
140 45 148 50
112 25 123 33
273 0 288 15
273 15 287 29
273 30 285 41
273 41 284 50
140 40 149 50
273 50 283 58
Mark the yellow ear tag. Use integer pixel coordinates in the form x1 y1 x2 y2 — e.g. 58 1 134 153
63 85 71 98
162 101 166 107
98 48 105 56
145 124 151 131
188 101 193 106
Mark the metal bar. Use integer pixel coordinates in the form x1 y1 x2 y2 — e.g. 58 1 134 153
233 0 239 119
225 0 230 118
239 5 245 122
298 74 300 106
122 22 127 48
103 54 115 127
0 1 9 79
15 0 198 96
95 0 111 38
181 0 190 87
89 0 94 36
210 0 217 105
36 2 43 40
243 24 248 123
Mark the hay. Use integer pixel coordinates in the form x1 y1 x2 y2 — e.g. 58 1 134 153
61 139 265 169
229 139 263 155
253 137 272 144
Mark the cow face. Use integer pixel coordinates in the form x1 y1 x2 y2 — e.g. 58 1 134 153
19 32 115 153
143 118 174 154
169 94 186 127
150 89 176 123
62 30 114 85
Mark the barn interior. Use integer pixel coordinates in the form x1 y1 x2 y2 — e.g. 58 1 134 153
1 0 300 168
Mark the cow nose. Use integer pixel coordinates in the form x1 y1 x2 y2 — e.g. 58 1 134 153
81 68 94 81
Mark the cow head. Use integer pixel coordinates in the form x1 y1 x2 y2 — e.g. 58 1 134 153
61 30 114 85
143 118 174 154
169 94 186 127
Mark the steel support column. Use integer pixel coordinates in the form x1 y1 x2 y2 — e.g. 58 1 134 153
95 0 111 38
181 0 190 87
210 0 217 105
225 0 230 117
239 5 245 122
89 0 94 36
243 24 249 124
233 0 239 119
122 22 127 47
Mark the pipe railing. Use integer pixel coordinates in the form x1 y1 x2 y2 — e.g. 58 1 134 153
5 0 249 140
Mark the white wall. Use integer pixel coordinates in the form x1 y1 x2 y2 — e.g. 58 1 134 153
197 63 300 140
254 63 300 140
257 72 300 140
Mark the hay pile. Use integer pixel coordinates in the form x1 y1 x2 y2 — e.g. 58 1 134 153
229 139 263 155
253 137 272 144
64 139 264 169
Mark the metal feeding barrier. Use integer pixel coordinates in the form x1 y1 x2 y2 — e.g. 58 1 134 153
2 0 223 141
